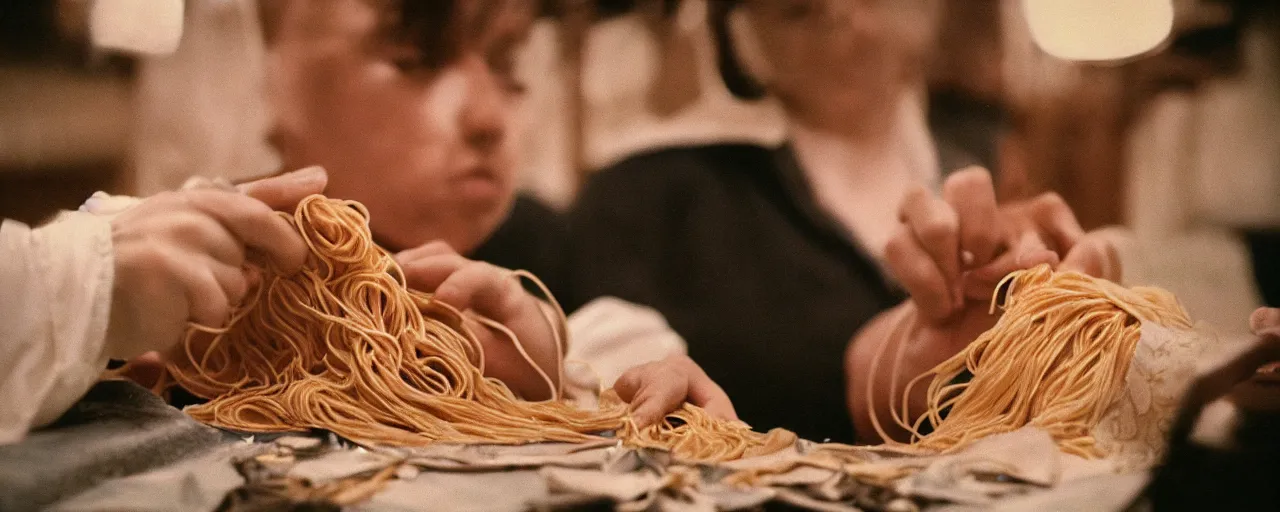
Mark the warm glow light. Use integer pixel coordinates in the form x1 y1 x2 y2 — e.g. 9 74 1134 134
89 0 184 56
1023 0 1175 62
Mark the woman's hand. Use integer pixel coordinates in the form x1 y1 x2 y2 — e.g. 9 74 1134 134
848 167 1121 443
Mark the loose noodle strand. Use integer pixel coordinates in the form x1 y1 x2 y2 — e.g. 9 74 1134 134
867 264 1191 458
158 195 791 462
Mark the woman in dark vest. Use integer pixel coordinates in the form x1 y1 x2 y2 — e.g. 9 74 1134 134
569 0 1117 443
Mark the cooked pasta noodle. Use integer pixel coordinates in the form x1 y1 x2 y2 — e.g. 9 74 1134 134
604 390 798 461
154 195 788 462
868 264 1192 458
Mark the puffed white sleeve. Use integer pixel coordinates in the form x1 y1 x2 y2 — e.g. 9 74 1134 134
561 297 687 409
0 211 115 444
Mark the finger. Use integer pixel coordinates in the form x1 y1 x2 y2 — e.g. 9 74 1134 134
118 351 166 389
400 253 470 292
1027 192 1085 254
685 370 738 421
134 351 165 366
183 190 309 272
435 261 525 319
210 261 251 306
628 372 687 428
899 186 961 300
613 365 648 403
943 167 1000 267
395 240 458 266
187 266 232 328
884 226 953 320
1059 234 1121 281
1012 231 1060 269
964 232 1060 299
164 211 246 266
1251 308 1280 335
236 166 329 211
158 247 232 327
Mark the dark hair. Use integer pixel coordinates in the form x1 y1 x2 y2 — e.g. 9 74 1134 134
381 0 466 70
260 0 532 70
707 0 766 100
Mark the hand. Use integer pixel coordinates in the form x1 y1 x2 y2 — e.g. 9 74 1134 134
612 354 736 428
396 241 562 400
850 167 1120 442
887 167 1116 322
105 167 328 360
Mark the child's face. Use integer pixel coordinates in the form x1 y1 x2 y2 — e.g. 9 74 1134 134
268 0 534 253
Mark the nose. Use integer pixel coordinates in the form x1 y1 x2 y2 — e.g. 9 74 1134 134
456 54 507 154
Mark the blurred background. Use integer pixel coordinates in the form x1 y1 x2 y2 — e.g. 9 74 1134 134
1 0 1276 332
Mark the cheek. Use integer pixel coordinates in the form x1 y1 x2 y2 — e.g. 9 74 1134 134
422 71 470 140
345 66 434 141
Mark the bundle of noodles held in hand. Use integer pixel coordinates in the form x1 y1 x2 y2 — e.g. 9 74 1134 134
871 264 1201 466
153 195 792 462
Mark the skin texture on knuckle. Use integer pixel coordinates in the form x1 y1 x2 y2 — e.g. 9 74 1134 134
165 213 220 249
154 248 203 302
232 197 277 227
1252 308 1280 334
195 283 232 327
883 230 915 269
118 244 191 322
150 190 185 206
422 240 455 254
224 273 250 305
918 215 957 248
498 279 533 317
434 282 466 308
1077 235 1121 281
943 166 993 194
1034 191 1069 212
969 230 1001 252
132 244 176 282
613 369 644 399
227 199 290 247
898 186 931 217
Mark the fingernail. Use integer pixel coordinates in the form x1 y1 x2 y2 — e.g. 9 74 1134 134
288 166 327 185
1251 308 1280 333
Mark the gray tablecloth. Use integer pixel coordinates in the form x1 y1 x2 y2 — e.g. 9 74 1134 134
0 382 1163 511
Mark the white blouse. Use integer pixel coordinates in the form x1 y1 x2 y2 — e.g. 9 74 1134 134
788 94 940 261
0 212 116 444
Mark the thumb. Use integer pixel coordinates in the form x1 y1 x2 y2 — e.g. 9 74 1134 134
238 166 329 210
1251 307 1280 335
1059 235 1121 281
687 376 738 421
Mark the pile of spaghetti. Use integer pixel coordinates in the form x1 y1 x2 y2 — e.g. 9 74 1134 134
867 263 1194 459
152 195 792 462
